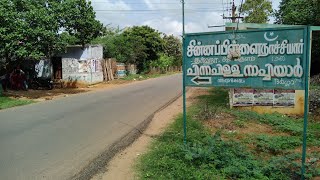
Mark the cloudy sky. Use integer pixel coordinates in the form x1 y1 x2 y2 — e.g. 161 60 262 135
91 0 281 36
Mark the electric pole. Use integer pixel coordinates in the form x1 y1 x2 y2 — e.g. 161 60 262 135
223 0 243 23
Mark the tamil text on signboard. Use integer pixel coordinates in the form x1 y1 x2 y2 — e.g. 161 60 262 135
184 28 307 90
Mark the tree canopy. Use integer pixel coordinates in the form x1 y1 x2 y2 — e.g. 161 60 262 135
275 0 320 75
0 0 102 63
162 34 182 67
92 26 182 73
0 0 181 73
275 0 320 25
241 0 273 23
62 0 103 47
121 26 163 72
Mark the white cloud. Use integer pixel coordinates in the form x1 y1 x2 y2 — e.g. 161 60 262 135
142 10 225 37
143 0 180 10
92 0 281 37
91 0 132 27
143 17 182 36
143 0 155 10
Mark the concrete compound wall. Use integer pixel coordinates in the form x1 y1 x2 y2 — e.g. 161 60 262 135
61 45 104 84
62 58 103 84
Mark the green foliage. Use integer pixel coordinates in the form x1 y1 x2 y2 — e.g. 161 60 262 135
241 0 273 23
0 0 102 63
122 26 163 73
136 114 224 180
229 110 303 135
229 110 320 146
197 88 229 108
136 88 320 179
62 0 103 47
275 0 318 25
311 84 320 90
0 96 34 110
95 32 148 65
92 26 182 74
263 153 320 179
275 0 320 75
91 29 118 59
234 119 246 128
262 153 302 179
162 34 182 66
0 0 57 60
149 54 174 73
137 110 319 179
59 32 79 46
182 134 266 179
197 101 220 121
255 135 301 154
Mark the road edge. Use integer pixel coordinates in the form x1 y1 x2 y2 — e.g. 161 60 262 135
70 91 183 180
0 74 181 112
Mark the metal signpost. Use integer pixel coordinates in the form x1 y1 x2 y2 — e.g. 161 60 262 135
181 0 187 145
181 24 320 179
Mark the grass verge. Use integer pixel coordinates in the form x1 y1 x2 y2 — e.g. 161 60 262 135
136 88 320 180
0 96 34 110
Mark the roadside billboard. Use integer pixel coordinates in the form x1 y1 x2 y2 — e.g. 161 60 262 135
183 27 307 90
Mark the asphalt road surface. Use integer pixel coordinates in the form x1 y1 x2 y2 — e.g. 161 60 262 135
0 74 182 180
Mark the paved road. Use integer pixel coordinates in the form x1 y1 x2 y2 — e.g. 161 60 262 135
0 74 182 180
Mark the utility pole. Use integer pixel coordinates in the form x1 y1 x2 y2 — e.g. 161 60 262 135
223 0 243 23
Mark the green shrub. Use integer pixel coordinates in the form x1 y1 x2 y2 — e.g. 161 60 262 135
255 135 301 154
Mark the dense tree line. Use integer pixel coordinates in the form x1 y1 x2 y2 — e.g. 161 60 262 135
0 0 182 74
92 25 182 73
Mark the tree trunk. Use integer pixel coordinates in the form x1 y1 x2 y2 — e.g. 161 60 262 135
105 58 114 81
102 59 107 81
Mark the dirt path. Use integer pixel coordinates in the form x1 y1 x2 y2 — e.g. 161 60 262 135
91 88 203 180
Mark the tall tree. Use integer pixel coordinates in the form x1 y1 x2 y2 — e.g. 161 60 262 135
0 0 103 63
92 26 127 59
162 34 182 66
275 0 320 75
275 0 319 25
0 0 60 61
62 0 103 47
0 0 19 62
241 0 273 23
122 26 163 72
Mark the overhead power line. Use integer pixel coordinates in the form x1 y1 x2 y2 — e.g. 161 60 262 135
91 2 222 4
94 9 224 12
223 0 243 23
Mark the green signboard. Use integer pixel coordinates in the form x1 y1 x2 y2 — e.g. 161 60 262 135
183 27 307 90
